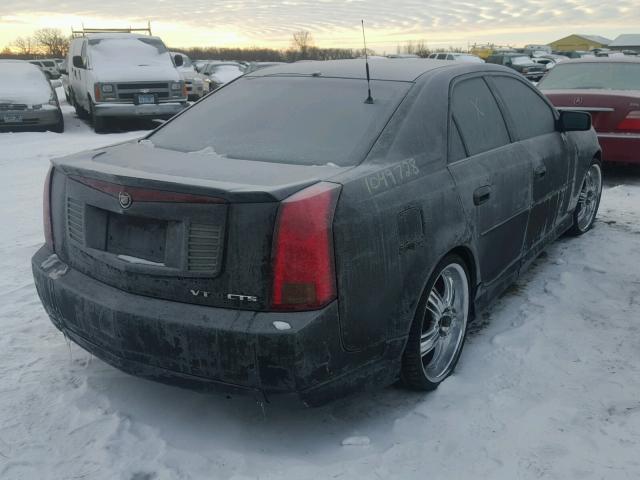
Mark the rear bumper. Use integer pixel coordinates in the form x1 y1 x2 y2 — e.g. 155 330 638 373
94 101 187 118
32 246 401 405
597 132 640 164
0 108 60 130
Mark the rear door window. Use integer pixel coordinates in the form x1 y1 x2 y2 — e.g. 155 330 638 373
451 77 510 156
449 120 467 162
489 76 556 140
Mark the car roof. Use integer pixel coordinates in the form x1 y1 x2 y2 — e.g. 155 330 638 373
84 33 164 42
558 56 640 65
246 58 499 82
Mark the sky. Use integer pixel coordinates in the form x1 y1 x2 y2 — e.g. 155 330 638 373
1 0 639 52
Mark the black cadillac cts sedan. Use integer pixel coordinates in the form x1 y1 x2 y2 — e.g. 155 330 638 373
32 59 602 405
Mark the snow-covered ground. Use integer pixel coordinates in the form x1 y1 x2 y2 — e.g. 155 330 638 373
1 95 640 480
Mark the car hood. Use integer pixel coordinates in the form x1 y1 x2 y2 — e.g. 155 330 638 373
91 64 182 83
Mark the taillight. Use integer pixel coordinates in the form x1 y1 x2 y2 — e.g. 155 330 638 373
43 166 54 251
617 111 640 132
94 83 101 102
271 182 341 311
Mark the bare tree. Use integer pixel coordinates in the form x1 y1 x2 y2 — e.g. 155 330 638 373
291 30 314 59
13 36 37 56
33 28 69 57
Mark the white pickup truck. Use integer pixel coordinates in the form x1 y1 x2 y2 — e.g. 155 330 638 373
67 33 187 132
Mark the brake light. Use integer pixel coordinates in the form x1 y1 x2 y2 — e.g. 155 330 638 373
617 111 640 132
271 182 341 311
43 166 54 250
94 83 101 102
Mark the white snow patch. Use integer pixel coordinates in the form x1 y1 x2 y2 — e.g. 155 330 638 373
272 321 291 331
341 436 371 447
117 255 165 267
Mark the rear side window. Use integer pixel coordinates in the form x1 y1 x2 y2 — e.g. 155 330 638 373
490 76 556 140
449 120 467 162
451 77 510 156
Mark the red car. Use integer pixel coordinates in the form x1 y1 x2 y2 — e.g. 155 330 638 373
539 57 640 165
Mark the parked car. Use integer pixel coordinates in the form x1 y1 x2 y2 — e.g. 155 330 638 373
531 54 569 71
486 53 546 81
170 52 206 100
56 58 71 102
33 59 601 405
28 59 61 80
0 60 63 132
523 44 552 55
427 52 484 63
553 50 595 59
540 57 640 165
67 33 188 132
200 62 244 91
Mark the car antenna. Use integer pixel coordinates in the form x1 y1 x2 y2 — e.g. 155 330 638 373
361 20 374 104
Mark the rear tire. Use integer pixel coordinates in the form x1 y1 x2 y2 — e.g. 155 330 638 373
567 159 602 236
401 254 471 391
49 113 64 133
71 90 89 120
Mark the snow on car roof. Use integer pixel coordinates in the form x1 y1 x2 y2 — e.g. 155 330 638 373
0 60 51 105
246 58 496 82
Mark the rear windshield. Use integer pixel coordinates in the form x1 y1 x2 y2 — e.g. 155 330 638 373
149 76 411 166
539 62 640 90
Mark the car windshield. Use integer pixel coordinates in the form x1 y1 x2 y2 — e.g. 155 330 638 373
149 76 411 166
539 62 640 90
89 37 171 68
511 56 532 65
42 61 55 67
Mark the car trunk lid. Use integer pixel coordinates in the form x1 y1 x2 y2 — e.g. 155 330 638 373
543 89 640 133
49 141 346 311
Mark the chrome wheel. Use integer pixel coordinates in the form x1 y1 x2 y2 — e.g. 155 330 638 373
576 163 602 232
421 263 469 383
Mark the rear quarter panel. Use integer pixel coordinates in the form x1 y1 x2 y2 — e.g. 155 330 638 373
332 73 473 352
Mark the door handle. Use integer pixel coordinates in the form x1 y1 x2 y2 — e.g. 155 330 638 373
534 164 547 178
473 185 492 206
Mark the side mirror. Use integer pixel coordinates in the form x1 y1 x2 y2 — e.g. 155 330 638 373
557 110 592 132
174 54 183 67
72 56 84 69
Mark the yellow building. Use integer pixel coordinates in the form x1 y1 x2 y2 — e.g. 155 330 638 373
548 34 612 52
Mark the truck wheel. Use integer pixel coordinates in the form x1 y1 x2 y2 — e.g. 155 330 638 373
89 99 107 133
71 90 89 120
50 113 64 133
401 254 470 391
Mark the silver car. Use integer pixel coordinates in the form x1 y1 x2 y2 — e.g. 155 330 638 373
28 59 61 80
0 60 64 132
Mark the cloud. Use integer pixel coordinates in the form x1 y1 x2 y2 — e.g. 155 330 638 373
0 0 638 49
